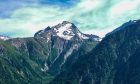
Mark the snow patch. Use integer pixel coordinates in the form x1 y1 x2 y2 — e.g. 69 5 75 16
60 44 79 67
41 62 49 72
46 37 50 43
35 21 101 41
77 32 89 39
54 23 75 40
0 36 10 40
94 37 102 41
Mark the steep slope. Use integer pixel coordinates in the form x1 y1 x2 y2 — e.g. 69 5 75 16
33 21 100 75
50 20 140 84
9 21 100 76
0 40 53 84
0 21 100 84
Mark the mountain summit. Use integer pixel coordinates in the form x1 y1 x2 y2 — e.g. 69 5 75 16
35 21 101 41
50 19 140 84
0 20 140 84
33 21 101 76
0 21 100 84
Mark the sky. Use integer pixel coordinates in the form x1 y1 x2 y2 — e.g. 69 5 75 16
0 0 140 37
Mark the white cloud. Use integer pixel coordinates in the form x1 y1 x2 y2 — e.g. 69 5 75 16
77 0 102 10
0 0 140 37
109 0 140 18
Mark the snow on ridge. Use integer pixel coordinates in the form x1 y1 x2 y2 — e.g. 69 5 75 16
54 23 75 40
35 21 101 41
0 35 10 40
77 32 89 39
53 22 91 40
94 37 102 41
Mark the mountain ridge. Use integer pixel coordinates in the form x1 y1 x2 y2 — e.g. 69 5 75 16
0 21 100 84
34 21 101 41
50 19 140 84
1 20 140 84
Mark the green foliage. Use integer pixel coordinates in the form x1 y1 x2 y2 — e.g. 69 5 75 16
50 21 140 84
0 40 54 84
0 35 99 84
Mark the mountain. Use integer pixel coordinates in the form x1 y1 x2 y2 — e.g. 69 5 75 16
50 20 140 84
0 21 100 84
0 35 10 40
34 21 101 41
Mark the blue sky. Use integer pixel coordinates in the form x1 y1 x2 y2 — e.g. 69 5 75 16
0 0 140 37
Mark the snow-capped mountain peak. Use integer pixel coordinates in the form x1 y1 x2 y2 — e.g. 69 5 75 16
35 21 101 41
53 21 75 40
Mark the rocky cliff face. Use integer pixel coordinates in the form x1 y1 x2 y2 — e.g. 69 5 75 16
0 21 100 84
50 20 140 84
34 21 100 41
9 21 100 76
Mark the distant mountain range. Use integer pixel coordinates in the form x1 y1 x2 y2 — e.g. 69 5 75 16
0 20 140 84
